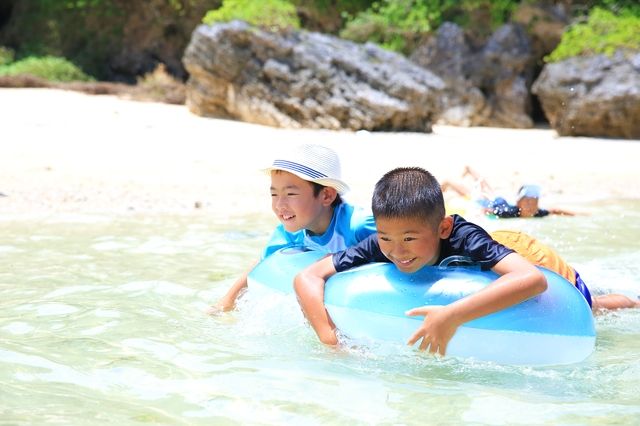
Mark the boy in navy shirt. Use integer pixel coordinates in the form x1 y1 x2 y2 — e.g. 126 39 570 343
294 167 547 355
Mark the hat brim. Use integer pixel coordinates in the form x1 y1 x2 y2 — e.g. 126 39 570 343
263 167 350 195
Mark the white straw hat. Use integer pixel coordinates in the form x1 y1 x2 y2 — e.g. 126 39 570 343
263 144 350 194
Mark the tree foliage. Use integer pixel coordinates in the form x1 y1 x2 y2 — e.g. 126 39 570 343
339 0 516 54
203 0 301 30
546 7 640 61
1 0 125 77
0 46 14 66
1 1 219 79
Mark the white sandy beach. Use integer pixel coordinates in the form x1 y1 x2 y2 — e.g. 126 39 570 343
1 87 639 217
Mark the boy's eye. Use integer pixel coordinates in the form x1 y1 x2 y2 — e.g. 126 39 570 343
379 236 391 242
403 237 416 242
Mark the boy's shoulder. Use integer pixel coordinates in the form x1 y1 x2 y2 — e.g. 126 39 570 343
449 214 484 232
445 215 514 268
333 202 376 238
447 214 494 248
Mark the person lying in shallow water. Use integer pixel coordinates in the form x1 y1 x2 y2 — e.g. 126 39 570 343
440 165 578 218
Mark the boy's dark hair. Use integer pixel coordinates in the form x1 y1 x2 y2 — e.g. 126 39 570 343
311 182 342 207
372 167 445 226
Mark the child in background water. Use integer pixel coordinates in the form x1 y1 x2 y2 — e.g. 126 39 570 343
441 165 578 218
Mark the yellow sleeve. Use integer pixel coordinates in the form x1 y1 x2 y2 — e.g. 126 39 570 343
490 230 576 285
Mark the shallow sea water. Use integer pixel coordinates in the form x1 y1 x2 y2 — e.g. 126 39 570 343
1 199 640 425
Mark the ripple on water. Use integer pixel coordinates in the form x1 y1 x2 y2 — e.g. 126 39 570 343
34 303 79 316
2 321 35 335
116 280 195 297
0 245 21 254
1 205 639 424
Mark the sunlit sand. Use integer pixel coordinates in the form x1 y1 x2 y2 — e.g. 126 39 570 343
1 88 638 216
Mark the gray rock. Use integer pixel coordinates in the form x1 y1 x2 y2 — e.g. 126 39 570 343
410 22 489 126
472 23 535 128
532 51 640 139
411 22 535 128
182 21 445 132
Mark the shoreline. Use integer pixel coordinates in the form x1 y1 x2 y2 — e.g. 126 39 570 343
1 87 639 217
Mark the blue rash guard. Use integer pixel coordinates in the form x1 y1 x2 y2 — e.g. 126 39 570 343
262 201 377 258
333 214 515 272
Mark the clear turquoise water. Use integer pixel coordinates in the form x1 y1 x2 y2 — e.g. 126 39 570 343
1 199 639 425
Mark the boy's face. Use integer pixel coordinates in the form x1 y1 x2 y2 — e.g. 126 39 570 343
270 170 336 234
376 215 453 273
516 197 539 217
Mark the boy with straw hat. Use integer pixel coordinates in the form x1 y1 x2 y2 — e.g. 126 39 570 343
208 143 376 313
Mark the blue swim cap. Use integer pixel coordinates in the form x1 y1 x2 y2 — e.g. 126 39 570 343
517 184 541 200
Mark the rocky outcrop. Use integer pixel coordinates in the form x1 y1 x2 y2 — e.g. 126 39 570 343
472 23 535 128
511 3 569 67
411 22 535 128
182 21 445 132
532 51 640 139
409 23 489 126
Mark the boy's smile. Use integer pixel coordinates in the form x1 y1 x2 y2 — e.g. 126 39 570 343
376 215 452 273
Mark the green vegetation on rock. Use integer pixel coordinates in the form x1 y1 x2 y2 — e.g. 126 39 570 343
0 56 94 82
547 7 640 62
339 0 442 53
0 47 15 66
203 0 301 30
339 0 516 54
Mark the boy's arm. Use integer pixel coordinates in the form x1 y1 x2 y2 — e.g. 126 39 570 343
406 253 547 356
206 260 259 314
294 255 339 345
548 207 578 216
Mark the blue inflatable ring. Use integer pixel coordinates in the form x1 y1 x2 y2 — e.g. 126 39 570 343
247 247 596 365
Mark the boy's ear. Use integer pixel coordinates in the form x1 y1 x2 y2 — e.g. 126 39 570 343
438 215 454 239
321 187 338 205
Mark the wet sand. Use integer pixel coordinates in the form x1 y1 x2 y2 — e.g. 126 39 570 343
1 88 639 216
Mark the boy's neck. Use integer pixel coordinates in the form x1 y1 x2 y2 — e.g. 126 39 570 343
306 205 336 236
